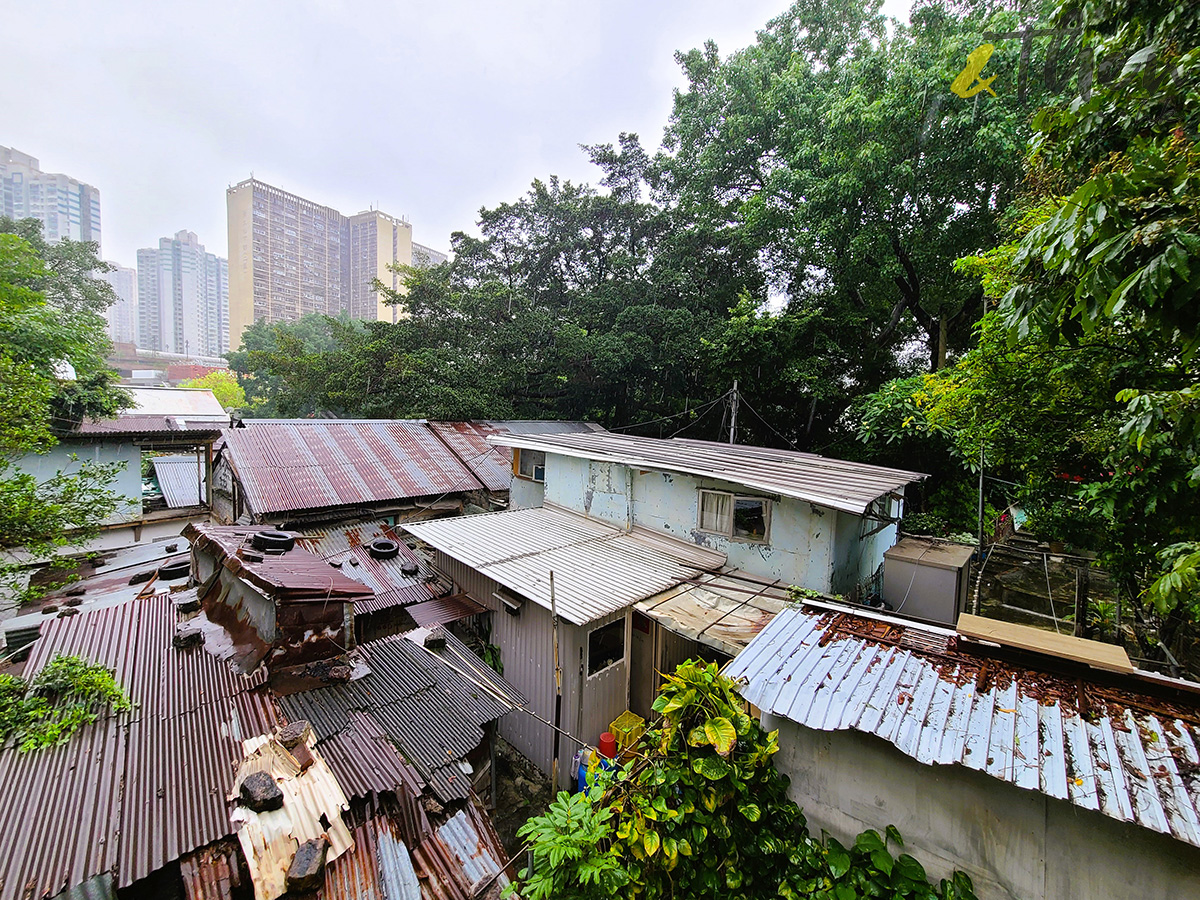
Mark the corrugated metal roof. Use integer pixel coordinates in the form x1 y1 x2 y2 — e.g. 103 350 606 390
0 594 276 899
488 432 926 515
151 454 208 508
636 569 791 657
73 388 227 439
406 594 488 628
404 505 726 626
229 732 354 900
220 421 485 517
324 807 423 900
294 521 448 616
725 604 1200 849
426 421 605 493
179 840 248 900
427 422 515 493
279 631 523 804
186 524 376 604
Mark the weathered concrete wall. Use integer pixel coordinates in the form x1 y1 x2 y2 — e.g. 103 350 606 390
544 456 838 591
11 440 142 524
767 716 1200 900
509 474 544 510
830 497 902 597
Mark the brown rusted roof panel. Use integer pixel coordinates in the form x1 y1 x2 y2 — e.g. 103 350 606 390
221 421 486 516
0 594 276 899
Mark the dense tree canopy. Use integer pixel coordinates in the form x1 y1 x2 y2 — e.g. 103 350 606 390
856 0 1200 671
0 218 130 603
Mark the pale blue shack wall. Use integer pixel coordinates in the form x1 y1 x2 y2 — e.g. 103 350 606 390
508 476 544 510
11 440 141 525
542 454 849 592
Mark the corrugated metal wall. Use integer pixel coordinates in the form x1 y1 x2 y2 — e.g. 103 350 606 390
432 551 630 789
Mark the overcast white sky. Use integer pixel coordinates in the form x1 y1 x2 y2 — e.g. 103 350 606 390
5 0 910 267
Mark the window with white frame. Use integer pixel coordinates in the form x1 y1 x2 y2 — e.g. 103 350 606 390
698 490 771 543
587 618 625 677
514 448 546 482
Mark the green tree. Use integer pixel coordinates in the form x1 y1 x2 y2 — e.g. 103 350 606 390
0 219 130 606
179 369 246 411
511 662 978 900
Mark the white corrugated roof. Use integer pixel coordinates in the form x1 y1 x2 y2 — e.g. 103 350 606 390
487 432 926 515
726 605 1200 849
403 506 725 626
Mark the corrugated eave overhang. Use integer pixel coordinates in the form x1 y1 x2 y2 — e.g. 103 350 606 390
488 432 926 515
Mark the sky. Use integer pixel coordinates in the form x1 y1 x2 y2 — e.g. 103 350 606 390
5 0 910 267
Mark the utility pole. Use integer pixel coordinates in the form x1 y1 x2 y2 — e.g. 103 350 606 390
729 381 739 444
977 441 986 557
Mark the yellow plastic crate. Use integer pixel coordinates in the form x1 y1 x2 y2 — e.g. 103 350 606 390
609 710 645 754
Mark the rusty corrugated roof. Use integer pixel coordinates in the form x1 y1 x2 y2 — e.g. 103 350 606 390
294 521 448 615
185 523 376 604
220 421 485 517
726 603 1200 849
488 431 926 515
427 422 514 493
0 594 276 899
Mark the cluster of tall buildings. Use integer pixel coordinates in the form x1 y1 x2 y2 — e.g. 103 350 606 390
2 144 447 358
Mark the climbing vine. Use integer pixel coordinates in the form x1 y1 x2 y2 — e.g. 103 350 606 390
509 660 978 900
0 654 133 752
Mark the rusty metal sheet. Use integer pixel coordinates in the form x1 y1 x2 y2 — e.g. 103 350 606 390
278 631 522 805
294 521 447 615
0 593 275 900
406 594 488 628
726 605 1200 850
488 431 926 516
427 422 514 493
636 570 791 657
220 421 485 517
179 839 248 900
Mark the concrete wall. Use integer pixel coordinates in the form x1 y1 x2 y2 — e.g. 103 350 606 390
830 498 902 597
11 440 141 525
766 716 1200 900
509 475 544 510
543 455 840 592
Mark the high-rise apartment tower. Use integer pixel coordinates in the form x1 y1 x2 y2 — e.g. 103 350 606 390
101 262 138 345
137 231 229 357
1 145 101 250
227 178 433 348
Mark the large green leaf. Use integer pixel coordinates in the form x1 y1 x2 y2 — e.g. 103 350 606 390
704 716 737 756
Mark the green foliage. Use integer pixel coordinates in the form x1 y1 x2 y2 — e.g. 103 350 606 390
0 219 131 606
510 661 978 900
179 370 246 411
0 654 133 752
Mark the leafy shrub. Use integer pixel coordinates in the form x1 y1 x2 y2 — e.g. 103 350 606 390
508 661 978 900
0 654 133 752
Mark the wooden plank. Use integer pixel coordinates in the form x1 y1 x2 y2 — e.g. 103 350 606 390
956 613 1133 674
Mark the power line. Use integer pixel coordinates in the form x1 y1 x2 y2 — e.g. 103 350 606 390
668 395 727 439
608 392 730 433
736 392 804 452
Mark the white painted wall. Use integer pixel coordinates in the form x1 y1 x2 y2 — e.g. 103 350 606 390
767 716 1200 900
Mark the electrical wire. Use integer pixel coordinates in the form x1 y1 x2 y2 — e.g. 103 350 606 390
668 395 727 439
608 392 730 433
1043 551 1062 635
736 393 804 452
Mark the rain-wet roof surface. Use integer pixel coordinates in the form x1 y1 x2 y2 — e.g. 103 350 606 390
488 431 926 515
279 629 524 804
725 603 1200 849
0 593 275 899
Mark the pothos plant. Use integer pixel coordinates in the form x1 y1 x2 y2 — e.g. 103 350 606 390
0 654 133 752
509 660 978 900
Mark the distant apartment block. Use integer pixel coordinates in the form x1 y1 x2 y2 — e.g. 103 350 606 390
226 178 442 347
413 242 448 268
101 262 138 345
1 145 101 250
137 231 229 357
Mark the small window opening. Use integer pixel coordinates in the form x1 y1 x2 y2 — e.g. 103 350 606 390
587 619 625 677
